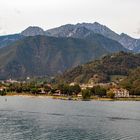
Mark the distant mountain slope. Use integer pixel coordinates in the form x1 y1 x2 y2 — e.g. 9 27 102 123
58 52 140 84
77 22 120 40
0 34 126 79
0 22 140 52
0 34 24 48
0 22 139 51
47 26 127 52
46 22 140 52
119 33 140 51
46 24 75 37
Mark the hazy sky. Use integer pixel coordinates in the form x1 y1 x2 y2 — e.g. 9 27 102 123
0 0 140 38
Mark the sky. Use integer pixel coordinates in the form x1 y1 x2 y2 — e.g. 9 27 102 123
0 0 140 38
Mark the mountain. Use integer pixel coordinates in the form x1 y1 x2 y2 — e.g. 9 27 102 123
0 26 45 48
46 24 75 37
21 26 45 36
76 22 120 40
0 34 126 80
119 33 140 51
47 26 127 52
0 22 140 52
46 22 140 52
0 34 24 48
57 52 140 84
0 22 139 51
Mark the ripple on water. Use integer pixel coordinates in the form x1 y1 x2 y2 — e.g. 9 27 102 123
0 98 140 140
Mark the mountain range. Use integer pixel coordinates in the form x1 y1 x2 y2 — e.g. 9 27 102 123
46 22 140 52
0 22 139 79
0 34 126 79
0 22 140 52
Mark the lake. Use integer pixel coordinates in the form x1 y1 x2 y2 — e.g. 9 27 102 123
0 96 140 140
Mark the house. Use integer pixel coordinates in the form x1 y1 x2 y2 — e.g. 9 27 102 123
80 84 93 90
39 88 46 94
6 79 19 83
0 86 6 91
70 82 77 86
53 90 61 96
111 88 129 98
77 93 82 97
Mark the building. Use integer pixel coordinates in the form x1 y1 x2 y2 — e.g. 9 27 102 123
77 93 82 97
80 84 93 90
111 88 129 98
0 86 6 91
53 90 61 96
6 79 19 83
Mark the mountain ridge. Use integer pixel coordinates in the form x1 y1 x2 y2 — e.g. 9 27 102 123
46 22 140 52
0 35 126 79
0 22 140 51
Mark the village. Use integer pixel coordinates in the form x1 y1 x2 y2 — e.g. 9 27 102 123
0 78 137 101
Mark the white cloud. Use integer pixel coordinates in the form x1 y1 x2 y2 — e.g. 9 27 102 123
0 0 139 37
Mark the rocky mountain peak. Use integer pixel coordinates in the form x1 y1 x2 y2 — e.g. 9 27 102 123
21 26 45 36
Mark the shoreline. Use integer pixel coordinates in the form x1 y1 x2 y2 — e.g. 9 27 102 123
3 93 140 101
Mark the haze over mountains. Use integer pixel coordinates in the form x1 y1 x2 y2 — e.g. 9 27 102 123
0 22 139 79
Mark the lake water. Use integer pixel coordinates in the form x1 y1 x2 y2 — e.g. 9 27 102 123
0 96 140 140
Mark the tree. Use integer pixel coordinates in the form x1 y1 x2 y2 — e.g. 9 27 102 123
57 84 71 95
44 85 52 93
0 90 6 96
90 87 96 95
120 68 140 95
107 91 115 98
30 87 40 94
69 84 81 95
82 89 91 100
132 87 140 96
93 86 107 97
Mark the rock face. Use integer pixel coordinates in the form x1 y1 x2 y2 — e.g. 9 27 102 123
76 22 120 40
46 22 140 52
118 33 140 51
46 24 75 37
21 26 45 36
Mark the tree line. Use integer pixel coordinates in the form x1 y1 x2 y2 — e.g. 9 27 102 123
0 81 116 99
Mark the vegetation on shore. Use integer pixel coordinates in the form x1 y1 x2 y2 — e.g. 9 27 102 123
0 81 127 100
0 52 139 101
120 68 140 95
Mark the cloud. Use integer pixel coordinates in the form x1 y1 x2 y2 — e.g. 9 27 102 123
136 28 140 35
14 8 22 14
0 18 7 35
0 27 6 35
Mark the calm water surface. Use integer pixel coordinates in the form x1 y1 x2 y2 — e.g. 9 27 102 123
0 96 140 140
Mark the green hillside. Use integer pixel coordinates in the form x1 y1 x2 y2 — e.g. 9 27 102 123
57 52 140 84
120 68 140 95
